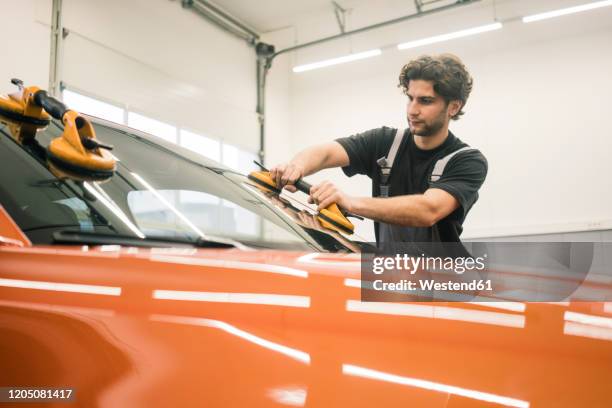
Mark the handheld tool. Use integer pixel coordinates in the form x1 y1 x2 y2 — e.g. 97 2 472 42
0 79 116 177
248 161 357 235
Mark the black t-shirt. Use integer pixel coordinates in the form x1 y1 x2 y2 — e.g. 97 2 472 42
336 126 488 243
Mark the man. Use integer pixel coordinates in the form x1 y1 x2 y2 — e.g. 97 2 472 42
271 54 487 244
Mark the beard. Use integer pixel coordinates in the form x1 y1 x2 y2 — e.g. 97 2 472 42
409 109 447 137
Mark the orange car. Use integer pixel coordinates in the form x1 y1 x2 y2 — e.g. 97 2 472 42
1 83 612 407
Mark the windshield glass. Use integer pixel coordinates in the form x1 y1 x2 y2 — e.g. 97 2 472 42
0 118 362 252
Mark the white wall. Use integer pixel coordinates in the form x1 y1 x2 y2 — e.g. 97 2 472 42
59 0 258 152
2 0 259 152
0 0 51 95
264 0 612 241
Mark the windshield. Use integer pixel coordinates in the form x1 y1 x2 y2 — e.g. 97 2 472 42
0 117 363 252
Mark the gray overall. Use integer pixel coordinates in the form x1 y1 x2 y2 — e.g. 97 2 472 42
377 128 473 245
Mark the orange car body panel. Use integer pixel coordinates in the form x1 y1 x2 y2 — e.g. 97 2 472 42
0 205 31 247
1 221 612 407
1 142 611 407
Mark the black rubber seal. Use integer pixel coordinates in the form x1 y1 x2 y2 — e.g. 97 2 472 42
46 148 115 180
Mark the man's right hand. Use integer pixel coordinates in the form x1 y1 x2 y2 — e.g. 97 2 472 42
269 162 305 193
268 142 349 193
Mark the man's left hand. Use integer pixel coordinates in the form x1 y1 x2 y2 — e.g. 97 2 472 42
309 181 354 212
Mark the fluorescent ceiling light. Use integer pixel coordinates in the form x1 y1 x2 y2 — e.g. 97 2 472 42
565 311 612 329
0 278 121 296
152 290 311 308
467 301 526 313
267 387 307 407
564 321 612 342
346 300 525 328
522 0 612 23
293 49 382 73
343 364 530 408
150 314 311 364
150 255 309 278
397 22 503 50
344 278 362 288
297 252 361 269
0 299 116 317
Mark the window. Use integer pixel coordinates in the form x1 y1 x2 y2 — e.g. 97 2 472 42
62 90 259 177
128 112 177 143
222 143 258 174
62 90 124 124
221 199 258 237
179 129 221 162
219 143 260 236
0 118 355 251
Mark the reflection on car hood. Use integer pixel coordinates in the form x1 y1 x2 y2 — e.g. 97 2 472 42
1 245 611 407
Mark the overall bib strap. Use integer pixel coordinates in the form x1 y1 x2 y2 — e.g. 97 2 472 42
376 128 404 198
430 146 473 182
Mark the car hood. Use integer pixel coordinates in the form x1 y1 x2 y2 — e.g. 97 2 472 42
1 245 612 407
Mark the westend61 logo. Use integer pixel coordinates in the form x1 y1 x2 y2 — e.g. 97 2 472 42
372 253 487 275
361 247 493 301
361 242 612 302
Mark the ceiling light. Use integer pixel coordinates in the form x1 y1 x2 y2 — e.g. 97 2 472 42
292 49 382 73
345 300 525 328
564 321 612 342
267 387 307 407
343 364 530 408
565 311 612 329
152 290 311 308
0 278 121 296
397 22 503 50
522 0 612 23
150 314 311 364
150 255 309 278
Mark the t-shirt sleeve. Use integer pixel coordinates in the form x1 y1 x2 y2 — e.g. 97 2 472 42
429 150 488 219
335 128 383 178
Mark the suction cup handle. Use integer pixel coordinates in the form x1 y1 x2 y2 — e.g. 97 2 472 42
294 179 345 215
34 90 68 120
80 136 114 151
11 78 24 89
295 178 354 219
294 179 312 195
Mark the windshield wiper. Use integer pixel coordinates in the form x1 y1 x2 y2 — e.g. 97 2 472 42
53 230 235 248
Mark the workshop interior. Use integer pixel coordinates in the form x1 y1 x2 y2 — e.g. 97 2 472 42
1 0 611 407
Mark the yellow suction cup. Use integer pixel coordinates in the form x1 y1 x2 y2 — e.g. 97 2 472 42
46 110 116 176
318 204 355 235
1 80 116 177
47 159 113 183
247 170 281 193
248 169 355 235
0 79 50 125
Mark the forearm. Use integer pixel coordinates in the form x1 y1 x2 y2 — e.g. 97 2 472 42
290 143 342 176
350 195 437 227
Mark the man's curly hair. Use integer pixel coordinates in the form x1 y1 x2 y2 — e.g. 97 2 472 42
398 54 473 120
